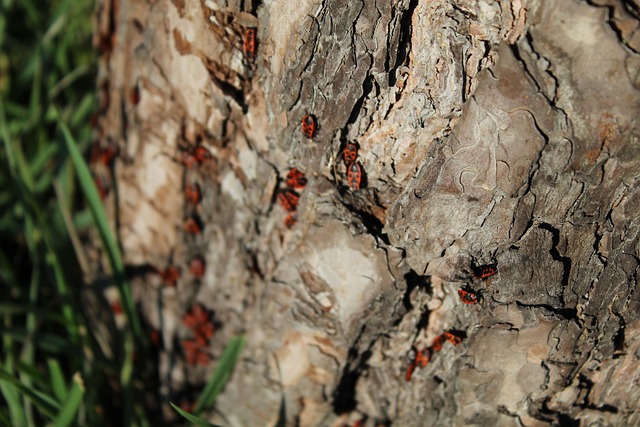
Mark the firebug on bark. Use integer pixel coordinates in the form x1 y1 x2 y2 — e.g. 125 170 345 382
130 85 141 105
184 183 201 205
184 217 202 235
284 212 298 228
110 299 123 315
301 114 317 139
443 331 463 346
243 28 257 63
405 360 416 382
415 348 431 367
432 334 446 352
181 145 212 168
277 190 299 212
458 287 481 305
473 263 497 280
93 174 111 200
90 142 120 167
160 265 181 287
190 257 205 279
286 168 307 191
347 161 363 191
343 142 358 165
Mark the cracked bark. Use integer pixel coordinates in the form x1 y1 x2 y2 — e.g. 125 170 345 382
95 0 640 425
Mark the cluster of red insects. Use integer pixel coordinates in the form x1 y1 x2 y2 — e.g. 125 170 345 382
153 266 210 366
156 255 206 288
277 167 308 228
181 304 215 365
457 263 497 305
299 114 364 192
176 143 215 364
181 143 212 237
242 29 313 227
405 263 498 382
245 27 363 221
405 330 463 381
342 142 363 191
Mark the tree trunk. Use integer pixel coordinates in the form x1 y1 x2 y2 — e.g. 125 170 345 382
95 0 640 425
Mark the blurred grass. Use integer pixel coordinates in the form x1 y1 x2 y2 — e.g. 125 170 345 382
0 0 243 426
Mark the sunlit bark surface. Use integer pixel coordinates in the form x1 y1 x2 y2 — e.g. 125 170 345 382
95 0 640 425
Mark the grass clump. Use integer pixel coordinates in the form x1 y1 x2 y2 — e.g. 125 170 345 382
0 1 244 426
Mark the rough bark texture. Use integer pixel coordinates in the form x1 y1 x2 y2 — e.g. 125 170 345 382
95 0 640 425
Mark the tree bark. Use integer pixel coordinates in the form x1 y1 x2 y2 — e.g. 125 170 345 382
95 0 640 425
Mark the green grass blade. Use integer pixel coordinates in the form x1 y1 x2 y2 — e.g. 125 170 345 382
72 208 94 231
19 250 40 425
57 120 142 339
121 331 134 427
52 372 84 427
0 100 15 170
3 328 74 354
0 408 14 427
47 359 67 403
169 403 223 427
27 48 42 129
193 336 245 415
0 304 65 325
1 107 78 341
0 368 60 419
12 141 35 192
0 247 17 287
15 362 48 393
58 118 141 425
0 372 27 427
47 252 78 341
28 142 57 178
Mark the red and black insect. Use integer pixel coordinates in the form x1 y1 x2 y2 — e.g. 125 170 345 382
458 287 482 305
184 183 201 205
181 151 198 169
473 263 497 280
182 304 214 342
182 339 211 366
342 142 358 165
347 161 363 191
178 399 195 414
110 299 123 315
432 334 446 352
277 190 300 212
405 359 416 382
415 348 431 368
149 328 161 348
130 84 141 106
184 216 203 235
190 257 205 279
301 114 317 139
93 174 111 200
286 168 307 191
181 145 212 169
160 265 181 287
243 28 257 63
284 212 298 228
443 331 463 346
91 142 120 167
